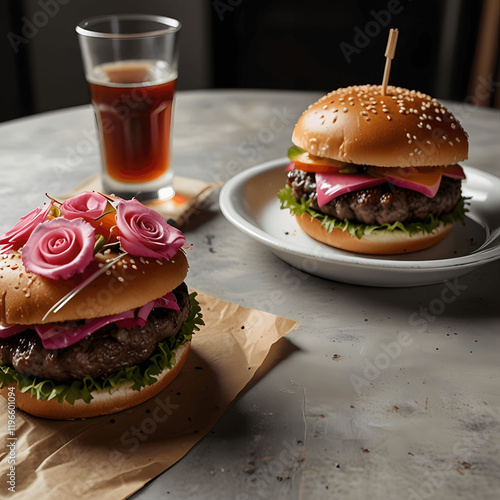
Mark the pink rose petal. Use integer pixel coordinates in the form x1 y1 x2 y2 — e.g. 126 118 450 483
22 218 96 280
116 199 185 260
0 202 53 254
61 192 109 221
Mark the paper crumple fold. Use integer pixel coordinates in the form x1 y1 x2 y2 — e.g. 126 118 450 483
0 291 300 499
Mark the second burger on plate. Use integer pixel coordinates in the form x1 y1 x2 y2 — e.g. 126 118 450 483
278 85 469 255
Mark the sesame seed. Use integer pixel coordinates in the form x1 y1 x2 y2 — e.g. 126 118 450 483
442 135 447 140
382 108 389 113
362 111 369 116
408 140 412 144
106 270 111 275
426 124 432 130
371 109 377 114
414 148 419 153
387 116 392 121
418 150 422 155
409 152 414 156
406 133 411 138
343 108 348 112
451 123 456 129
132 264 138 270
449 141 454 146
455 137 460 142
332 108 338 112
418 123 423 128
426 140 432 145
436 116 442 122
130 259 135 264
323 105 328 110
118 276 124 282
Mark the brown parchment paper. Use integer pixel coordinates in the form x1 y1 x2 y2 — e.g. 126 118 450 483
60 173 222 228
0 291 300 499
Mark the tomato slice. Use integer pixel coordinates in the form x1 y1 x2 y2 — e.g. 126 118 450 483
293 160 343 173
442 164 466 179
288 146 345 173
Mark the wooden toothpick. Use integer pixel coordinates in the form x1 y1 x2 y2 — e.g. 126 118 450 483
381 28 399 95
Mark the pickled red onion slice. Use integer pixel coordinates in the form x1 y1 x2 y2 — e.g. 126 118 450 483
316 172 386 207
35 292 179 350
0 324 25 339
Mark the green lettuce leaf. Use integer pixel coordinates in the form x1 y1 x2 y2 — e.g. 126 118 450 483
0 293 204 405
278 185 468 240
288 146 307 161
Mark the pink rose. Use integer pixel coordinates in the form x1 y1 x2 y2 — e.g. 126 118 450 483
116 199 185 260
0 202 53 254
22 218 96 280
61 192 117 241
61 192 108 221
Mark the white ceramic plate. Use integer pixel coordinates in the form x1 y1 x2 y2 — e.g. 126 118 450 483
219 158 500 287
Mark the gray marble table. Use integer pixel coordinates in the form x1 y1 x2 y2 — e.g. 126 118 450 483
1 90 499 499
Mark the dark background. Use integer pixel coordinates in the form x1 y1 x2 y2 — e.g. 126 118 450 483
1 0 498 123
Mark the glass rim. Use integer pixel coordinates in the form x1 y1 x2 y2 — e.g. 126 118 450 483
76 14 181 39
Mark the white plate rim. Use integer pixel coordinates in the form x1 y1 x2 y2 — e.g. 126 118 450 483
219 158 500 271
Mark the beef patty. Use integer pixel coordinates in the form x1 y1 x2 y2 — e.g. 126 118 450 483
287 169 462 225
0 283 190 382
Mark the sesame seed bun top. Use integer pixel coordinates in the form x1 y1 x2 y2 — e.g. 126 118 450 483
291 85 469 167
0 249 188 325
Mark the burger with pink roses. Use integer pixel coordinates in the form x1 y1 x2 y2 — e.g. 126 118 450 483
0 192 203 419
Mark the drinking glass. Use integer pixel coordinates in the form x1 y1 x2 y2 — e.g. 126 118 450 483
76 14 181 201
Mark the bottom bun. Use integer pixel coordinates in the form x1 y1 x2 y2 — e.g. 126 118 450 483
295 214 454 255
1 341 191 420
